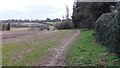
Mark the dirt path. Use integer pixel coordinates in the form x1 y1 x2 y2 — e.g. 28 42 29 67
39 30 80 66
2 30 80 66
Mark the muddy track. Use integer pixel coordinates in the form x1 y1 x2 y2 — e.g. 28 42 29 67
39 30 80 66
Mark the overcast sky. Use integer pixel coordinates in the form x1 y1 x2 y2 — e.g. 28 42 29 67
0 0 74 20
0 0 119 20
77 0 119 2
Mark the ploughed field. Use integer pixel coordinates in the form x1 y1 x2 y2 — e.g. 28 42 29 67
2 30 78 66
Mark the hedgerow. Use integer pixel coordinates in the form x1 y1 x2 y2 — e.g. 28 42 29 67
95 11 120 55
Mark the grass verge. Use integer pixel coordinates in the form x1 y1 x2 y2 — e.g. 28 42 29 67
66 30 120 66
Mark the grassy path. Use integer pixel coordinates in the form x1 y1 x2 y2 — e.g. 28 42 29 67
66 30 120 66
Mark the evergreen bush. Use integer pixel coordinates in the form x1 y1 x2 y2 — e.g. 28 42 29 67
95 11 120 54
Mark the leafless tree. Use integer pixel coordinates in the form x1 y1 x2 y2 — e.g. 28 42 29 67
65 5 69 20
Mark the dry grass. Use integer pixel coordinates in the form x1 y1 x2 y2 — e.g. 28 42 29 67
2 30 77 66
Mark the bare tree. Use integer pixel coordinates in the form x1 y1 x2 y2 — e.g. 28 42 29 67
65 5 69 20
62 14 65 20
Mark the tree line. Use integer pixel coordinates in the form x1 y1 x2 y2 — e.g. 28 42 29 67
72 1 118 29
1 18 61 30
2 18 61 23
55 1 119 30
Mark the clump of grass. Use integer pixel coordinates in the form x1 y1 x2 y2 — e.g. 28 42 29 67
66 30 120 66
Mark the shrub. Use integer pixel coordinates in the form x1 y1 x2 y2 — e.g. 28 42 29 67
2 23 10 30
6 23 10 30
55 20 74 30
2 23 6 30
95 11 120 55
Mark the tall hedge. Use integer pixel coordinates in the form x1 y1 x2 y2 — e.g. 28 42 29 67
95 11 120 54
72 2 117 29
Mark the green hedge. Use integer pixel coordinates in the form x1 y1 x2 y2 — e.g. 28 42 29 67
95 11 120 54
